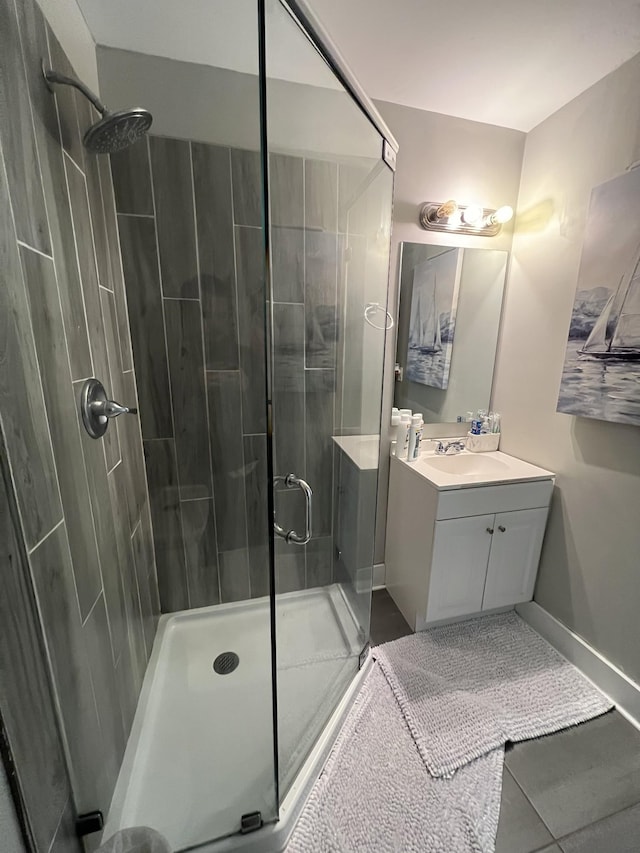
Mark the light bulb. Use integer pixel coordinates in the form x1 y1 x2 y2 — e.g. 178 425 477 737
462 204 483 225
436 199 458 220
492 205 513 224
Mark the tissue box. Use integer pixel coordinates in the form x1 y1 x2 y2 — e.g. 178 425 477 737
466 431 500 453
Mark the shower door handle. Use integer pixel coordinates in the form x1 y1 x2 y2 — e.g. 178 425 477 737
273 473 312 545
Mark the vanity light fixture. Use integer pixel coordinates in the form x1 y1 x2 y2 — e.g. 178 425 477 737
419 200 514 237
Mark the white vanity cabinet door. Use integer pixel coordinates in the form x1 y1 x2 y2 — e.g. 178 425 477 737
426 515 494 623
482 508 548 610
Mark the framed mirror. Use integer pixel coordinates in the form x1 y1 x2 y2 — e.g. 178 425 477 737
394 242 508 425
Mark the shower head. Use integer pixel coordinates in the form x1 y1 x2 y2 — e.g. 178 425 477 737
42 63 152 154
83 108 153 154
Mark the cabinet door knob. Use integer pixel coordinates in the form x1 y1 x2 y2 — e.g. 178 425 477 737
498 525 506 532
486 527 494 534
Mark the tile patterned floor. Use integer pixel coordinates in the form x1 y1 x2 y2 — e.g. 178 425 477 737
370 589 640 852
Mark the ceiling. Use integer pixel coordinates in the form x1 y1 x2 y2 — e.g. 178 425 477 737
311 0 640 130
75 0 640 132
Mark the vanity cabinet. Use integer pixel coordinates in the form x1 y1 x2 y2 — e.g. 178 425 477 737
426 507 548 622
481 508 549 610
427 514 493 622
385 453 554 632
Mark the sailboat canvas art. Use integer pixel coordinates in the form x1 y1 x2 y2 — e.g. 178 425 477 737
558 167 640 425
406 248 463 390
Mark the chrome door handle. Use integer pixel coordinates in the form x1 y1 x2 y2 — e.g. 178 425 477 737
274 473 312 545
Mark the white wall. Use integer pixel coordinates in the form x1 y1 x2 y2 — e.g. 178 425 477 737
39 0 98 91
97 46 380 161
97 46 261 150
493 50 640 683
373 99 525 563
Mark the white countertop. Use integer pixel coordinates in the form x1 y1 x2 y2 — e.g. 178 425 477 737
394 449 555 490
332 435 380 471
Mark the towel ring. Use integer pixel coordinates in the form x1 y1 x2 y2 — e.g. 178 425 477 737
364 302 394 331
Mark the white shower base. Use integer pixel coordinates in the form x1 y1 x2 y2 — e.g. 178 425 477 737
104 585 363 851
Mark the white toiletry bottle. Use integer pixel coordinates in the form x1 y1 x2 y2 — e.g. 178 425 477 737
407 414 422 460
412 414 424 459
398 413 411 458
389 411 401 455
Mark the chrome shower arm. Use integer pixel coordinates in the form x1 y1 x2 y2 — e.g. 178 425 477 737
42 63 107 116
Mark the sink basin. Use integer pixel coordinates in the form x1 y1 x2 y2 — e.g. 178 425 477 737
426 453 510 477
400 448 555 490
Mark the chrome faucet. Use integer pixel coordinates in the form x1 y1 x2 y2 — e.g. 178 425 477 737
434 439 466 455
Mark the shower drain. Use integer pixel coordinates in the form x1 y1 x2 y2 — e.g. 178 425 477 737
213 651 239 675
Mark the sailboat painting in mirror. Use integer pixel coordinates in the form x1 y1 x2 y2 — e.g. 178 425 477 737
558 167 640 426
406 247 463 389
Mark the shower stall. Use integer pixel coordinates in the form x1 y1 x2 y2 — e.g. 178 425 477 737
102 4 395 846
0 0 395 850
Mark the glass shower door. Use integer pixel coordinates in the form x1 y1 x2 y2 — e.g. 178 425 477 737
263 0 394 798
95 1 280 847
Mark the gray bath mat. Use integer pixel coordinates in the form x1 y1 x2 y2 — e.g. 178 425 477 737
374 611 613 777
287 664 504 853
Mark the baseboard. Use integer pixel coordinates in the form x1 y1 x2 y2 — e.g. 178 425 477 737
517 601 640 731
372 563 385 589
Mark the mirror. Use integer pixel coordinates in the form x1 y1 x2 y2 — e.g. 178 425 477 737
394 243 508 424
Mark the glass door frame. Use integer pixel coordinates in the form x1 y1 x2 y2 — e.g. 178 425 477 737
279 0 399 155
256 0 399 817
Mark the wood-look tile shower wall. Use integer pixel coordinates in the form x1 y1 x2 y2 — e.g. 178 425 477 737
0 0 160 844
113 137 339 610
